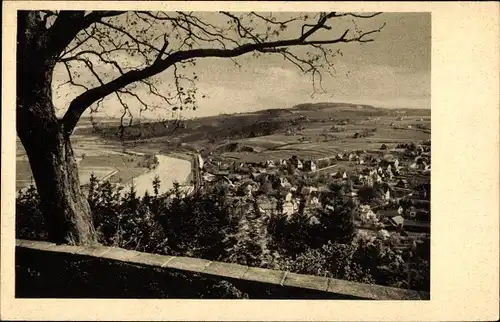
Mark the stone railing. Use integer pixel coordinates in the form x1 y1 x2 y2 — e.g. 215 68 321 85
15 239 429 300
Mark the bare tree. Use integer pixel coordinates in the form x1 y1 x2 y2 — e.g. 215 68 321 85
17 10 385 245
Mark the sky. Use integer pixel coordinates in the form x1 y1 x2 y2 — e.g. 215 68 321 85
52 12 431 120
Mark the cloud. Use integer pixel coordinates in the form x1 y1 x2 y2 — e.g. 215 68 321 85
52 51 430 121
187 62 430 118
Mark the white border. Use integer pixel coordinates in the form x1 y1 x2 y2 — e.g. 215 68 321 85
2 1 499 321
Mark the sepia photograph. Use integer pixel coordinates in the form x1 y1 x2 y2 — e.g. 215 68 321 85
14 9 431 300
2 1 499 321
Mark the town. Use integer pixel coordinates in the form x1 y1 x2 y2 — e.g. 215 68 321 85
197 138 431 250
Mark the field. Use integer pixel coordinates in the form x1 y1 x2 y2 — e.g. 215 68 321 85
219 120 430 163
16 134 151 191
16 102 430 190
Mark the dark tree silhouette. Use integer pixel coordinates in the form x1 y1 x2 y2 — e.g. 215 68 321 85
17 10 385 244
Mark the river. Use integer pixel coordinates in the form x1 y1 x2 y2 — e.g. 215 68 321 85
122 154 193 197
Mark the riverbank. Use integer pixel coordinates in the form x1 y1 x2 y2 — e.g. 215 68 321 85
120 154 193 197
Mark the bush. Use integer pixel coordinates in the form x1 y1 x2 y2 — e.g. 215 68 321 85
358 186 377 204
157 185 237 260
16 175 430 292
16 185 48 241
137 154 159 170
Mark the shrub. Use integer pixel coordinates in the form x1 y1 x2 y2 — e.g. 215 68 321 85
224 199 274 267
358 186 377 204
157 185 237 260
16 185 48 241
16 173 430 292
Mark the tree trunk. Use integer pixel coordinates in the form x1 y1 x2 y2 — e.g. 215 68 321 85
18 123 98 245
17 11 97 245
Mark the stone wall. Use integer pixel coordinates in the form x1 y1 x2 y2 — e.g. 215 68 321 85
15 239 429 300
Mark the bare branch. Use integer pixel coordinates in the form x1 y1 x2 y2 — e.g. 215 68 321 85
59 61 89 91
154 34 169 64
96 20 162 54
58 11 386 135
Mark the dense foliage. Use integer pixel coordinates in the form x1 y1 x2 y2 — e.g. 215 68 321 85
16 176 429 292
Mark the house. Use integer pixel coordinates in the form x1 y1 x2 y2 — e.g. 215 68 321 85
310 196 320 206
259 202 275 214
398 206 404 215
408 206 417 218
318 185 330 193
389 215 405 228
266 160 276 168
285 192 293 202
244 184 254 197
365 176 374 187
396 179 408 188
296 160 303 170
301 186 318 195
228 173 243 181
304 160 317 172
393 159 399 168
359 205 378 225
342 172 348 179
286 202 298 216
246 161 261 168
359 204 371 213
250 172 261 181
384 189 391 201
279 177 291 188
202 173 217 182
237 166 251 174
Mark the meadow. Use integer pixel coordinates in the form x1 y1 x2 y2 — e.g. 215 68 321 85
16 136 151 190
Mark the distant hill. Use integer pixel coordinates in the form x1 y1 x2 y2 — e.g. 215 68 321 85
292 102 379 111
292 102 430 115
84 101 430 145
